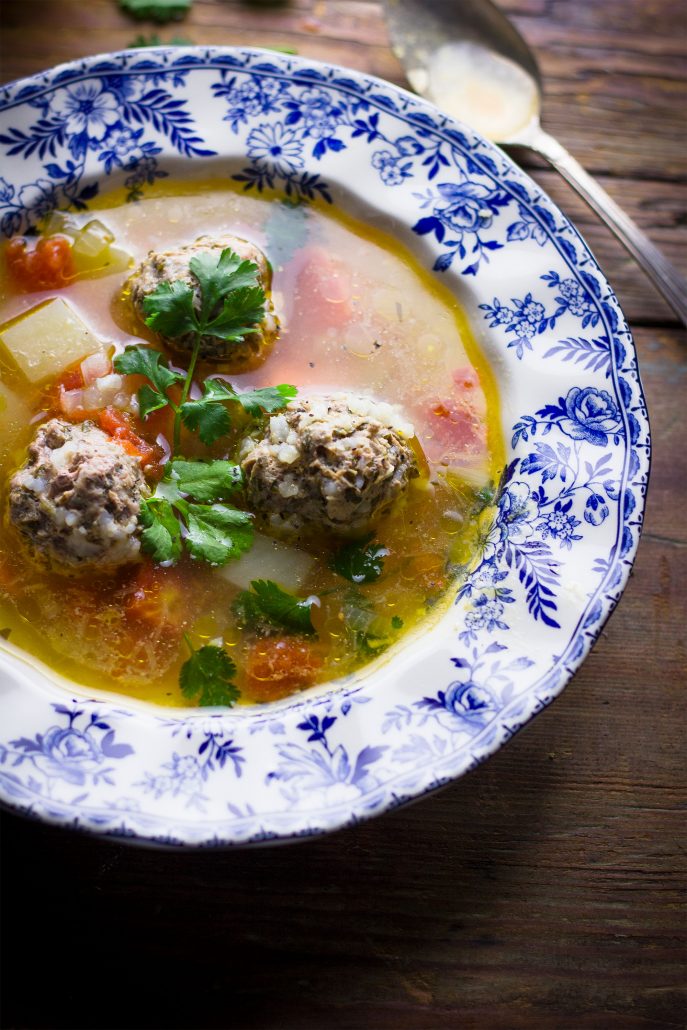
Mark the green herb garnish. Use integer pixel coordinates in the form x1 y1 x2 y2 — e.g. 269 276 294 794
114 247 268 453
113 346 184 419
114 248 294 452
331 535 389 584
120 0 192 24
127 33 193 47
179 379 297 446
180 637 240 707
339 589 403 656
233 579 317 635
140 458 253 566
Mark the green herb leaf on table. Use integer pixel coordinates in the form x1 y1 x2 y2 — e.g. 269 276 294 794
119 0 192 25
233 579 317 635
180 641 240 708
331 536 389 584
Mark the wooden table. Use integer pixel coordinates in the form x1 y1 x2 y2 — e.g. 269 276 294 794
1 3 685 1027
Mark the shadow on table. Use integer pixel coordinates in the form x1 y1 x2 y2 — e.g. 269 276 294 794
0 734 557 1030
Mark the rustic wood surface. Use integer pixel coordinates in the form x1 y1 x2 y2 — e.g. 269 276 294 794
1 2 685 1028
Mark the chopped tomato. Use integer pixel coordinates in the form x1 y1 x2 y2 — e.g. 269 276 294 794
124 562 185 631
98 406 164 476
5 235 74 291
245 637 323 702
294 245 352 332
57 365 85 393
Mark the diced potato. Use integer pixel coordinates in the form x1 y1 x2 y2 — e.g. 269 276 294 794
0 380 30 465
0 298 103 383
218 532 316 593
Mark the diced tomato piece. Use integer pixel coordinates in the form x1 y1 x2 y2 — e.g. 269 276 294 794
294 245 352 331
125 562 185 629
245 637 323 701
98 406 163 476
58 366 85 392
5 235 74 291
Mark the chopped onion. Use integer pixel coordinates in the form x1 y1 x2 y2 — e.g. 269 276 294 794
80 350 111 385
59 387 87 417
218 533 315 592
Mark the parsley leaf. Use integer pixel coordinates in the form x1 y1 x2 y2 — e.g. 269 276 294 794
203 286 267 342
138 461 253 566
180 640 240 708
234 383 298 416
179 379 296 445
139 497 182 564
184 503 254 565
168 458 242 503
141 247 266 344
331 536 389 584
141 279 198 339
119 0 192 24
113 345 184 419
233 579 317 635
190 250 264 322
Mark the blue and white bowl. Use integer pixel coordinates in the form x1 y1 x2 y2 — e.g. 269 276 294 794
0 48 649 846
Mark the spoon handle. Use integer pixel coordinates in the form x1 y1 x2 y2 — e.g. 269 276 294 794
528 128 687 327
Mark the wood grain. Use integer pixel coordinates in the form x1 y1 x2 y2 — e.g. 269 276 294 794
0 2 685 1028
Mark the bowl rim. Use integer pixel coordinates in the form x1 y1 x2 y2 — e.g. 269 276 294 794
0 46 650 847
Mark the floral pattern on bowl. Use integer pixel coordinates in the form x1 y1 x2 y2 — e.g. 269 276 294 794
0 48 649 846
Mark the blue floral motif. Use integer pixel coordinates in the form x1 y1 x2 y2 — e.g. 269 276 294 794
0 704 133 792
137 720 244 811
480 271 604 361
0 49 648 846
384 643 534 740
412 179 508 274
558 386 622 445
0 72 214 232
267 714 387 808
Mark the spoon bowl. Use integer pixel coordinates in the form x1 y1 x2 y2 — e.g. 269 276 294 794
384 0 687 324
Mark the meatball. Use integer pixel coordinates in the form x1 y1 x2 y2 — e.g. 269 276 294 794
129 234 279 366
8 418 149 572
241 394 418 536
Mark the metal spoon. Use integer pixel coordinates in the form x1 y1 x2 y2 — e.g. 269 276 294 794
383 0 687 326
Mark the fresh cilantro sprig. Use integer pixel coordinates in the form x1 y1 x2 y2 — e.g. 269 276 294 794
331 535 389 584
115 247 270 454
113 346 184 419
180 379 297 446
140 458 253 566
113 247 295 452
233 579 318 636
180 637 240 708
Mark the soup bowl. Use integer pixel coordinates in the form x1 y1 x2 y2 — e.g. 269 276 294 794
0 47 649 846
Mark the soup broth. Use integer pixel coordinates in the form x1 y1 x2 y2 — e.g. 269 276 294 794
0 182 503 707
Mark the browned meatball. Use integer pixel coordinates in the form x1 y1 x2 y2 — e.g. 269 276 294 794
129 234 279 366
240 394 418 536
8 418 149 572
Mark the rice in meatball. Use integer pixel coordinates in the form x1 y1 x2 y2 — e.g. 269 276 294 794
129 234 279 366
240 394 418 536
8 418 149 572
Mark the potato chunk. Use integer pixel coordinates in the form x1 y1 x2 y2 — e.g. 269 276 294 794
0 298 102 383
0 380 30 465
